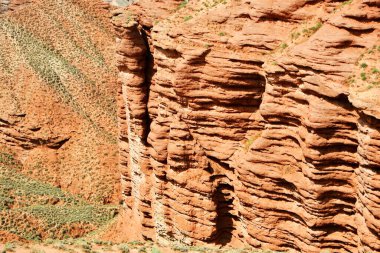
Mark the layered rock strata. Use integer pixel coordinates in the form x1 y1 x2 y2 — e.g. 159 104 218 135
113 0 380 252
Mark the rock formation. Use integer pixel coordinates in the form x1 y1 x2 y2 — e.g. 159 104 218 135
104 0 135 7
113 0 380 252
0 0 30 14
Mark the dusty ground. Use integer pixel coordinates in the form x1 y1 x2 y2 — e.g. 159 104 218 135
0 240 275 253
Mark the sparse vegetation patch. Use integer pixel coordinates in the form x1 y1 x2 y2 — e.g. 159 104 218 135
177 0 189 10
0 162 118 241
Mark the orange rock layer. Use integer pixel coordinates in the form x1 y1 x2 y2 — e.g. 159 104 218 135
113 0 380 252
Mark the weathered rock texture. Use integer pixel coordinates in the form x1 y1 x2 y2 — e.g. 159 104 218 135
104 0 135 7
0 0 30 14
113 0 380 252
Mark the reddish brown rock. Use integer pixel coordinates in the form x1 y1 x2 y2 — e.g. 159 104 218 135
113 0 380 251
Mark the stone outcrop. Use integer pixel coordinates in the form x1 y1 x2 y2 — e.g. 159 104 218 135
113 0 380 252
0 0 9 13
103 0 135 7
0 0 30 14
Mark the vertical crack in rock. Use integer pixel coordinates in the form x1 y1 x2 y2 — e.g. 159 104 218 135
208 159 240 245
113 11 155 239
212 183 236 244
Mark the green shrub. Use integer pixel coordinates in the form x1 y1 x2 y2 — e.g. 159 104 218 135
2 243 15 253
183 15 193 21
291 32 300 40
309 22 322 32
128 241 144 246
341 0 353 6
138 247 147 253
302 21 323 36
152 247 161 253
119 244 130 253
280 43 288 49
178 0 188 9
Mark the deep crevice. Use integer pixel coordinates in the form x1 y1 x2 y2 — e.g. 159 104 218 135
211 183 236 245
139 26 154 145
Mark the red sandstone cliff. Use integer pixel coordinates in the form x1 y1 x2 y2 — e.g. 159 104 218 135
113 0 380 252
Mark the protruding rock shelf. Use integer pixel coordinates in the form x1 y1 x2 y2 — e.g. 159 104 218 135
113 0 380 252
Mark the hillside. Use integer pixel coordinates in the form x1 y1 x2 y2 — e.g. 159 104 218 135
0 0 120 203
0 151 118 242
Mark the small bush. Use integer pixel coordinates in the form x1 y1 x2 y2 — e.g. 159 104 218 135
2 243 15 253
291 32 300 40
280 42 288 50
128 241 144 246
138 247 147 253
152 247 161 253
302 21 323 36
177 0 188 9
341 0 353 6
119 244 130 253
360 62 368 69
53 243 67 251
81 243 91 250
183 15 193 21
309 22 322 32
361 72 367 81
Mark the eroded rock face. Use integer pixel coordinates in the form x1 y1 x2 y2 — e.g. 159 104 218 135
113 0 380 251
